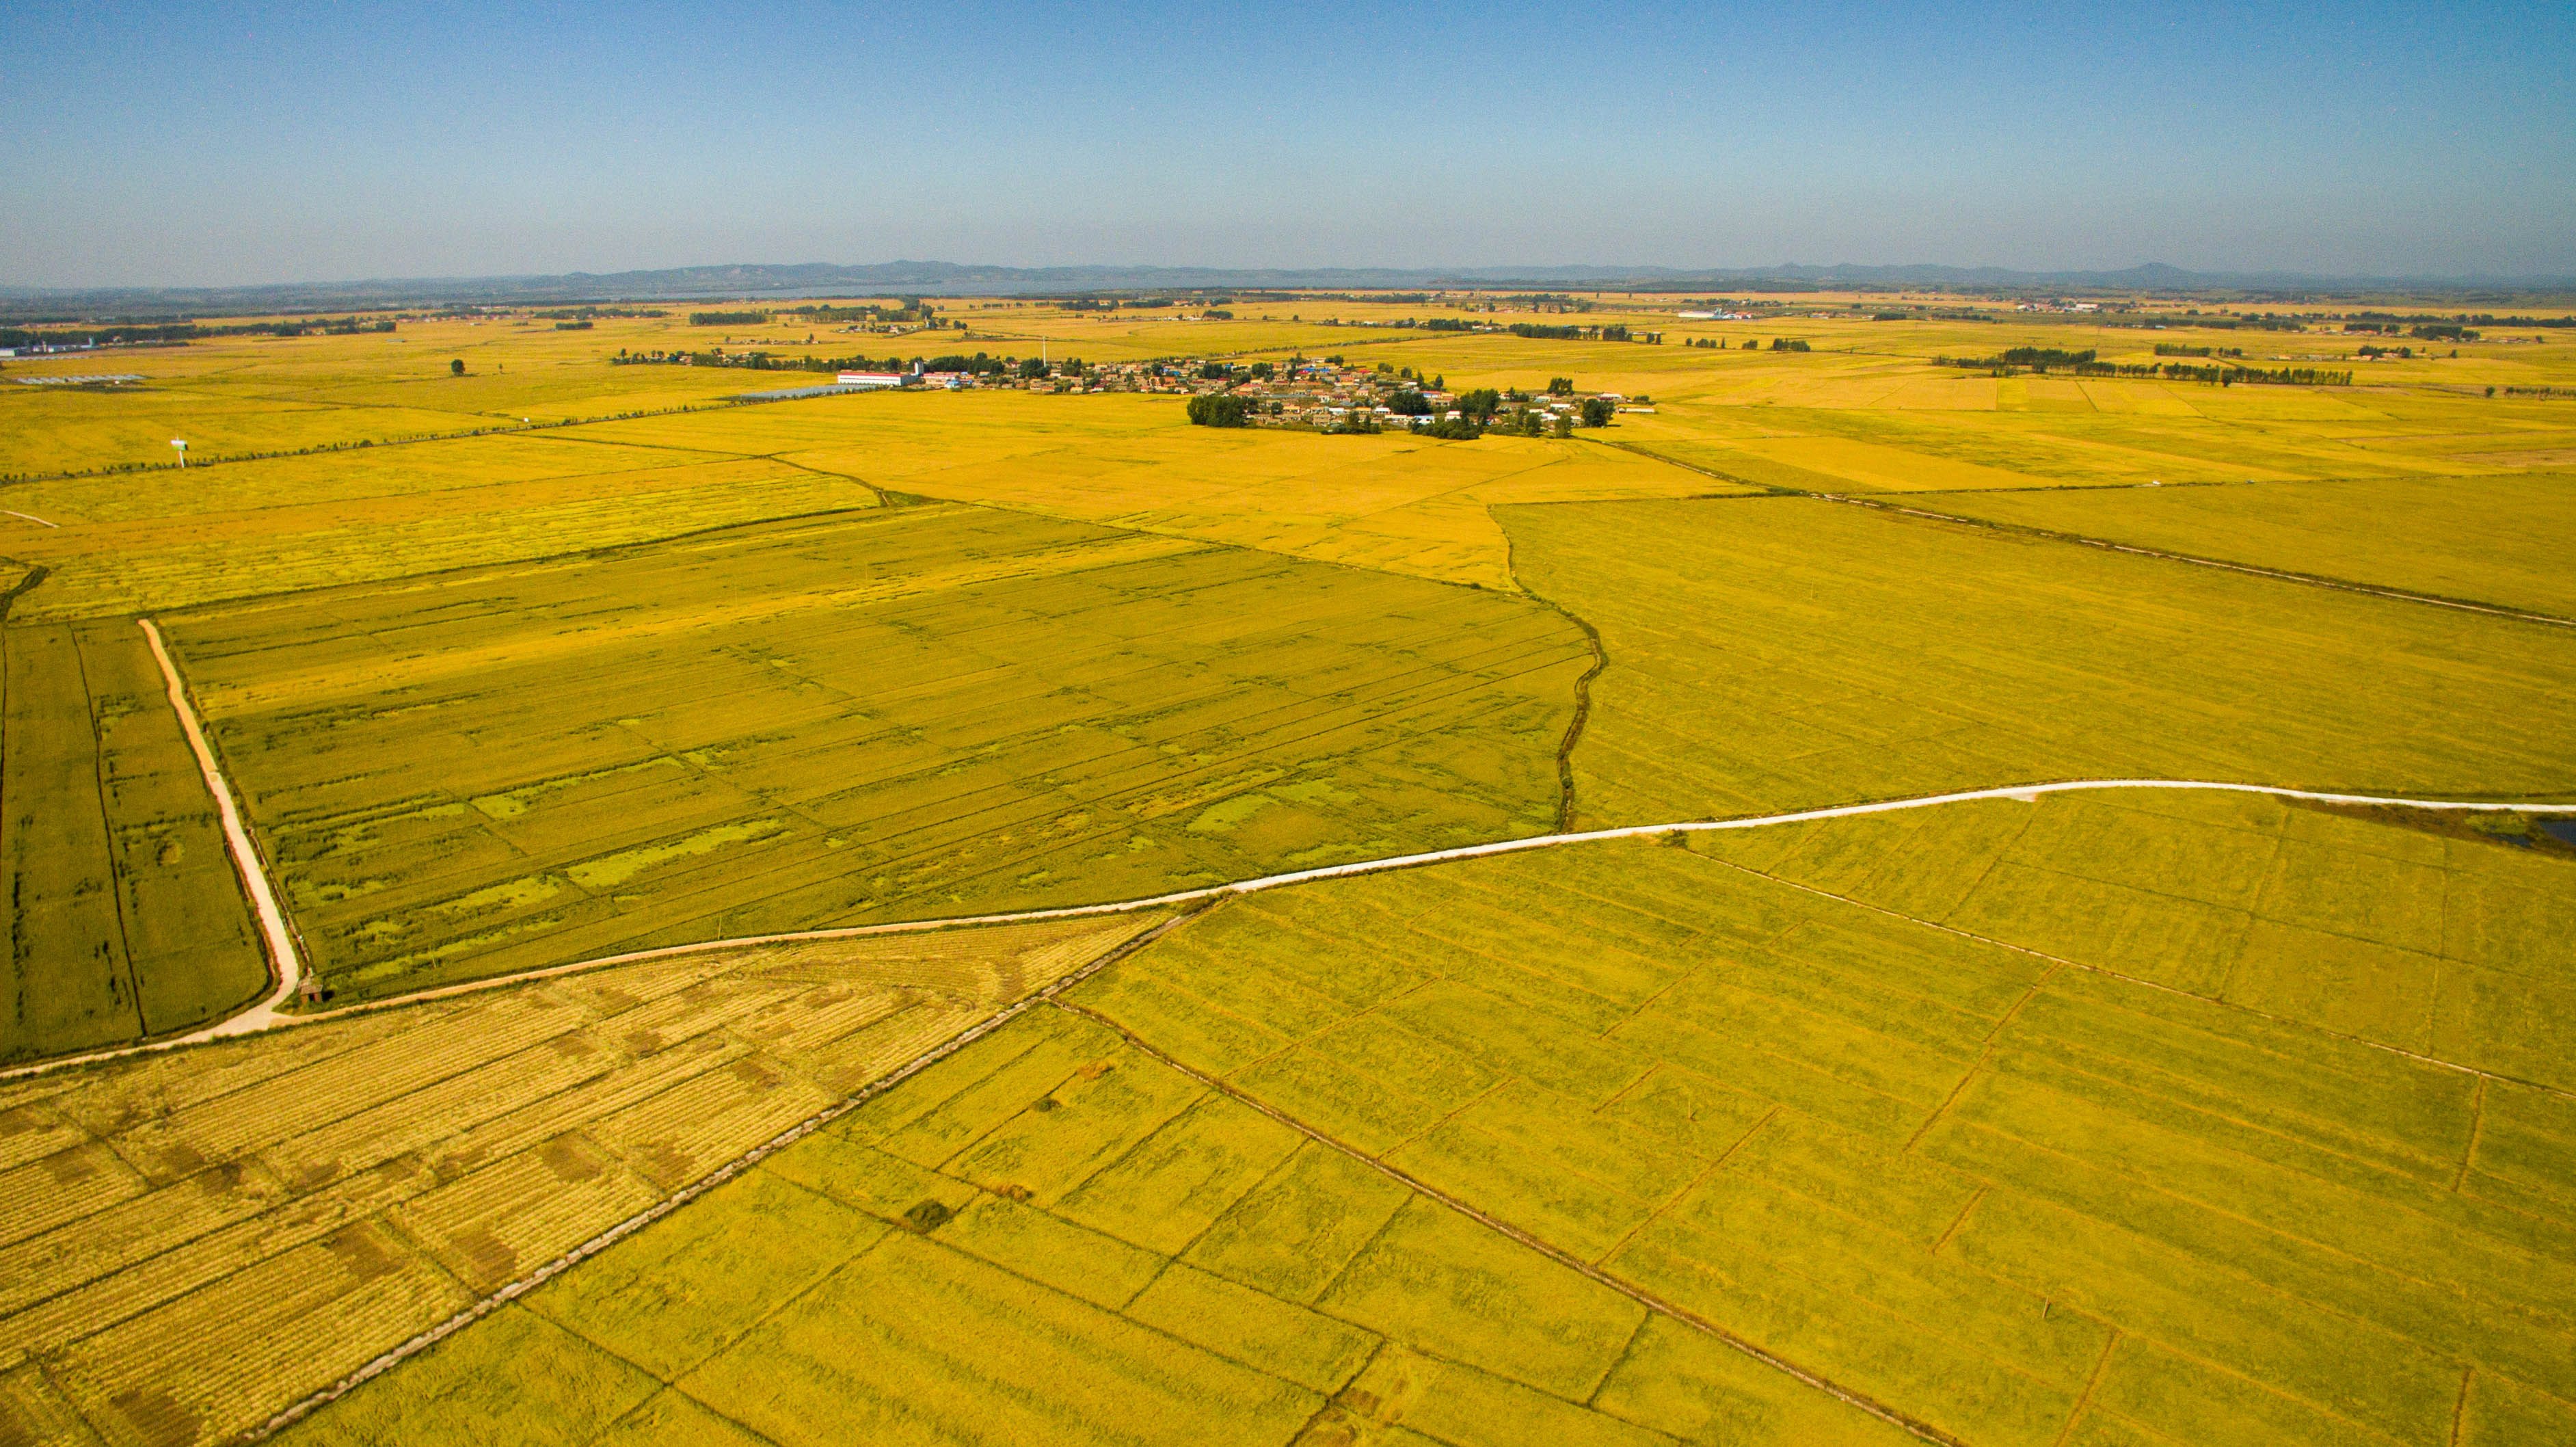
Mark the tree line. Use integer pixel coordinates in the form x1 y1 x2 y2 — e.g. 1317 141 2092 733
1937 351 2350 385
0 317 394 348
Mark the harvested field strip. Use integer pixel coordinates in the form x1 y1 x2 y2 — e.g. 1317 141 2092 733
0 911 1162 1447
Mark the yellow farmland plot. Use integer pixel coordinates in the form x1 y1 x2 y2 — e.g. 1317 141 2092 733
163 503 1586 1002
3 449 881 622
1912 472 2576 618
1502 496 2576 825
0 910 1160 1447
276 793 2576 1446
10 291 2576 1444
1695 434 2047 492
0 618 267 1063
556 390 1734 589
273 992 1912 1447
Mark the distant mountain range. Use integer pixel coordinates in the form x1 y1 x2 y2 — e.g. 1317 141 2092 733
4 260 2568 318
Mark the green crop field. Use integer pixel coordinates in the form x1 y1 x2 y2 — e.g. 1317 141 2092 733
0 618 267 1063
159 502 1585 1008
5 287 2576 1444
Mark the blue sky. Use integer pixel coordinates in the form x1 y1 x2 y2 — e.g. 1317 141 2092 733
3 1 2569 286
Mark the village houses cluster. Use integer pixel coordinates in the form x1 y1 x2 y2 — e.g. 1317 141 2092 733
853 356 1630 432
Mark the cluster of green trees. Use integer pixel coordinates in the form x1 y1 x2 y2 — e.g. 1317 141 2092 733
787 300 939 323
553 320 593 331
2166 362 2351 386
530 306 665 321
2154 343 2242 358
1770 338 1812 352
1938 351 2350 386
687 311 768 327
1186 394 1251 427
1937 347 2091 369
1505 322 1646 342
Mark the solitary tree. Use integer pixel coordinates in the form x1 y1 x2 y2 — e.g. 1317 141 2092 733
450 358 466 375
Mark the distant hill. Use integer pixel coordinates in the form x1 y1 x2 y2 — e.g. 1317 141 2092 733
4 259 2568 319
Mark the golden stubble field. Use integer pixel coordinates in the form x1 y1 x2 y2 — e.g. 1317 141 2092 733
0 912 1164 1447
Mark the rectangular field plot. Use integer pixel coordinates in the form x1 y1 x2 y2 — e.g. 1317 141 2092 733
1691 788 2576 1089
273 1004 1914 1447
163 503 1586 1001
1909 472 2576 619
256 756 2576 1445
1055 832 2576 1446
5 450 880 622
1503 496 2576 825
1 618 268 1063
0 911 1153 1447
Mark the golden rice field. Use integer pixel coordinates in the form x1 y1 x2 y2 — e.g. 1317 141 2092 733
5 291 2576 1444
0 619 266 1063
566 390 1738 590
271 793 2576 1446
1501 495 2576 825
0 910 1159 1447
1899 473 2576 618
160 503 1585 1005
